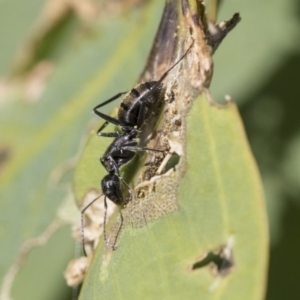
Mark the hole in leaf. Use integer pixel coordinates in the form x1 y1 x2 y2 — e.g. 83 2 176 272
192 238 235 276
164 153 180 173
192 252 233 275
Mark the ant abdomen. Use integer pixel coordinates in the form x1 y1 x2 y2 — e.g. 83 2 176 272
118 81 163 129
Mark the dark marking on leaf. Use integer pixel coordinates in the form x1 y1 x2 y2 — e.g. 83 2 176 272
164 153 180 173
192 241 234 276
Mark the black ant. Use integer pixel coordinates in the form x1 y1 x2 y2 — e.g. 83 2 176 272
81 41 194 254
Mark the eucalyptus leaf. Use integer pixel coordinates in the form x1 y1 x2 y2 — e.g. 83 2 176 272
79 94 268 300
76 1 267 299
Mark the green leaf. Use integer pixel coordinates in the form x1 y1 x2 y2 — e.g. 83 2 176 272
76 1 267 298
11 226 74 300
0 1 163 298
212 0 299 103
80 94 268 299
213 0 300 249
0 0 47 74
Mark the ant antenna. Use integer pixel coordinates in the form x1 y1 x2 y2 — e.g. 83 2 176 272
103 196 125 251
103 196 118 250
81 182 131 254
81 194 102 256
102 178 132 250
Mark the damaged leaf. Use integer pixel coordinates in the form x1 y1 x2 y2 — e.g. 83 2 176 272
80 94 268 299
78 0 267 299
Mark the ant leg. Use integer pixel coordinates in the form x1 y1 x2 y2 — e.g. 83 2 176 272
97 122 120 136
136 101 147 129
93 110 120 127
122 146 169 154
103 198 125 250
93 92 127 127
111 210 124 249
98 132 120 138
94 92 127 110
120 177 133 203
97 121 109 134
81 194 102 257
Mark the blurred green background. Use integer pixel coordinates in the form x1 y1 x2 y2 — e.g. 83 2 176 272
0 0 299 299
